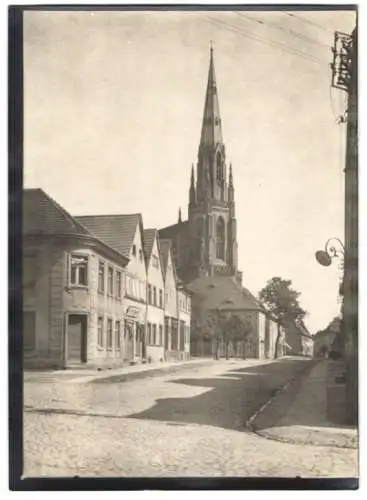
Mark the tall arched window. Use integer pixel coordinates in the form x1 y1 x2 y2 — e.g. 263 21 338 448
216 151 222 181
216 217 225 260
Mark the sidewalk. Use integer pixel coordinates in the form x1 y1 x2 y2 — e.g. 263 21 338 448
24 357 223 384
252 360 358 449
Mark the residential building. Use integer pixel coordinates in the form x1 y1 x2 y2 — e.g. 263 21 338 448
283 319 314 357
159 239 179 360
177 281 193 361
76 213 147 363
23 189 129 369
188 275 270 359
143 229 165 362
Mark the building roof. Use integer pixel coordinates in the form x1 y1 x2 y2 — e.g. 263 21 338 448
23 188 129 265
188 275 264 312
75 213 142 259
23 188 91 236
158 220 188 241
158 239 171 279
143 228 156 264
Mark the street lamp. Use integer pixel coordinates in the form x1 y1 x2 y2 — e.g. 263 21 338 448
315 237 345 267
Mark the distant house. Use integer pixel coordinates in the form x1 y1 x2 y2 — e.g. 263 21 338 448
283 319 314 357
188 275 279 359
143 229 165 362
23 189 129 369
313 317 342 357
159 239 192 361
75 213 148 364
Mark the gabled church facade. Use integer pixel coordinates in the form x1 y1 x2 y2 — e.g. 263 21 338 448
158 47 242 285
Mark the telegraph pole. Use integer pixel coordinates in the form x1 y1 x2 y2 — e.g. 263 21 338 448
331 26 358 425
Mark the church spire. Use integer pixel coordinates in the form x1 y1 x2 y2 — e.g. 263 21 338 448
189 164 196 207
199 43 223 149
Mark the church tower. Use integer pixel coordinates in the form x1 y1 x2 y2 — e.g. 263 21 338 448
188 45 238 278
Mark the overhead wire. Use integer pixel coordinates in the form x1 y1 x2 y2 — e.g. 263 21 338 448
235 11 331 49
201 14 328 66
284 12 335 35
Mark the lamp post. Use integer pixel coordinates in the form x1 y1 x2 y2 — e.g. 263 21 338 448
315 238 345 267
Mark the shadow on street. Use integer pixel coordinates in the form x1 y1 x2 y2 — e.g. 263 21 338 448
127 358 315 432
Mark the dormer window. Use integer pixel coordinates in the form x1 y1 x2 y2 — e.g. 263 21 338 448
139 249 143 261
152 255 159 268
132 245 136 257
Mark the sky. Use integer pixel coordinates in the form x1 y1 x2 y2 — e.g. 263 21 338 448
23 9 356 334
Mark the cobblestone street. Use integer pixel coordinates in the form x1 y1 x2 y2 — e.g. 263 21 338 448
23 358 358 478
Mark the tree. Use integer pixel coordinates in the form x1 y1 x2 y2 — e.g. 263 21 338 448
259 277 306 359
205 310 253 360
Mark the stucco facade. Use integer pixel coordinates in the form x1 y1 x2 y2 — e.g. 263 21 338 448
23 235 129 369
145 232 165 362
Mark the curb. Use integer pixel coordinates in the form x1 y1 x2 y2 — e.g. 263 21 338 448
244 360 318 433
84 358 221 384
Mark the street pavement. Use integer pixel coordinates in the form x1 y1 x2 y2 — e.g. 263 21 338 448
23 357 358 478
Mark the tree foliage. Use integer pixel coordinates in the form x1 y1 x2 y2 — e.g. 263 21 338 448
259 277 306 359
259 277 306 325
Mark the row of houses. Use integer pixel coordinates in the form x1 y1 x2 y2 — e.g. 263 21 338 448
23 188 192 369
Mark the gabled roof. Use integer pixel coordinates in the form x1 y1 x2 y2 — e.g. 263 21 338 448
23 188 91 236
75 213 142 259
158 239 171 279
23 188 129 266
188 275 264 312
143 228 156 264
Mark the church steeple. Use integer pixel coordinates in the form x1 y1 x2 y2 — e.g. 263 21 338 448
199 43 223 150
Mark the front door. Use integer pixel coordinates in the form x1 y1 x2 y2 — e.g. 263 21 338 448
67 314 87 364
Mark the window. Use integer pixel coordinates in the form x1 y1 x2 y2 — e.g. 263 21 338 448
107 267 114 295
116 271 122 298
153 287 157 306
23 253 37 289
148 323 152 344
70 255 88 286
107 318 113 348
216 217 225 260
140 281 146 301
148 284 152 304
98 316 104 347
153 324 157 345
98 261 105 293
152 255 159 268
115 320 121 349
216 151 223 181
165 292 168 305
159 325 163 346
159 289 163 308
132 244 137 257
139 249 143 261
188 298 191 312
23 311 36 352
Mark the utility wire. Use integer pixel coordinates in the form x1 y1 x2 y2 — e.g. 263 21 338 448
284 12 335 35
202 14 328 66
235 11 331 49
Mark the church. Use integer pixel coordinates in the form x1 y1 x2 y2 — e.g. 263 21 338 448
159 48 279 359
159 46 242 285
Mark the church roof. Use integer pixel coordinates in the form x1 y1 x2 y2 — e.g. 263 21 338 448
188 275 264 312
75 213 142 259
158 220 188 241
200 46 223 149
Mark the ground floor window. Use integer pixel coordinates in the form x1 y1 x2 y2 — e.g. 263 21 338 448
159 325 163 346
97 316 104 347
115 320 121 349
23 311 36 352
